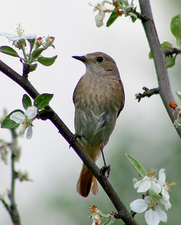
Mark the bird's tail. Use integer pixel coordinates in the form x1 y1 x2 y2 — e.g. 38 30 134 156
76 145 100 197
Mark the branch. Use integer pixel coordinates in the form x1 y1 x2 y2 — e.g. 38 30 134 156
163 48 181 57
0 60 137 225
135 86 159 102
138 0 181 138
0 128 21 224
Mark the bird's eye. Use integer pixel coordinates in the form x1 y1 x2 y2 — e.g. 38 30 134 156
96 56 104 62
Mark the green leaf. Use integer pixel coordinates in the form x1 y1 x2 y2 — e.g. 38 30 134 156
29 63 38 72
1 110 23 129
22 94 32 110
148 51 153 59
166 55 176 68
161 42 175 68
106 10 119 27
170 15 181 45
149 42 175 67
0 46 19 57
131 15 137 23
176 91 181 100
125 153 147 178
37 55 57 66
31 48 44 61
161 41 173 49
34 93 53 110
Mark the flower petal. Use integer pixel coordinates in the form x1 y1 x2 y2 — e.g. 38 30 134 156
26 126 33 139
10 112 25 124
130 199 147 213
19 124 27 136
137 179 151 193
145 209 160 225
159 169 166 185
0 33 18 41
25 106 37 120
160 197 172 210
151 181 161 194
155 206 167 222
24 33 36 40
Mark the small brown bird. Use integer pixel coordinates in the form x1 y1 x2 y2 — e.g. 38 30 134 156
73 52 125 197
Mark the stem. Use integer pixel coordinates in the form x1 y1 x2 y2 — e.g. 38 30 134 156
9 128 21 225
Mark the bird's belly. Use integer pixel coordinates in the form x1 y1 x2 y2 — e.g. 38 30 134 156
75 108 117 147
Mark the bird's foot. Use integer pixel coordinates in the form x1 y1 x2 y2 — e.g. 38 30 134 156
69 133 80 148
100 165 111 178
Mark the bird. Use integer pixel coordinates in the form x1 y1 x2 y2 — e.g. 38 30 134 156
72 52 125 197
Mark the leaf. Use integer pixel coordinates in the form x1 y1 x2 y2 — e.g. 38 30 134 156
165 55 176 68
34 93 53 110
161 42 175 68
125 153 147 178
1 110 23 129
0 46 19 57
31 48 44 61
37 55 58 66
106 10 119 27
170 15 181 45
148 51 153 59
161 41 173 49
131 15 137 23
149 42 175 67
22 94 32 110
29 63 38 72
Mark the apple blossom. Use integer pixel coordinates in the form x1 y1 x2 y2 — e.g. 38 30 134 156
130 196 167 225
0 24 36 42
10 106 37 139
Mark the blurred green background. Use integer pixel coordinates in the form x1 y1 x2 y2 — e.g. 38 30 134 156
0 0 181 224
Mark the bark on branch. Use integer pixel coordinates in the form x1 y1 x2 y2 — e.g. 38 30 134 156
138 0 181 137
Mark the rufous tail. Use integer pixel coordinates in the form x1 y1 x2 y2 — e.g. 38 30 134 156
76 163 98 197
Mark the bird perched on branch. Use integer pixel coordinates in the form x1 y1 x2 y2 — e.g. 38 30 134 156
73 52 125 197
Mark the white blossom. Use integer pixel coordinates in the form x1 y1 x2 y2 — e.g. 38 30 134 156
134 175 161 194
0 24 36 41
10 106 37 139
130 196 167 225
94 2 106 27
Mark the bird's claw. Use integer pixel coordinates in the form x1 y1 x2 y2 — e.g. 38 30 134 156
100 165 111 178
69 133 80 148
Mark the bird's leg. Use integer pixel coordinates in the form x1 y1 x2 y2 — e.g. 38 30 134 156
100 148 111 178
69 133 81 148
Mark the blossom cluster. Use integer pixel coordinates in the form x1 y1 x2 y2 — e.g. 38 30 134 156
90 0 137 27
0 24 56 70
130 168 175 225
89 205 115 225
0 24 55 50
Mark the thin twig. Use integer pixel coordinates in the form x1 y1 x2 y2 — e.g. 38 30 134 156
9 128 21 225
135 86 159 102
163 48 181 57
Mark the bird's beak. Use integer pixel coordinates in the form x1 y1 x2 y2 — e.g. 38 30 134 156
72 55 87 62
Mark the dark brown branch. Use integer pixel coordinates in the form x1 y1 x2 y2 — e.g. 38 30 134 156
138 0 181 137
135 86 159 102
0 60 137 225
163 48 181 57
